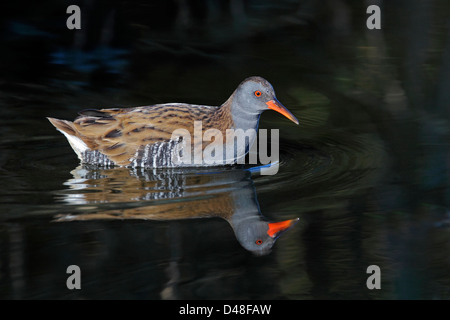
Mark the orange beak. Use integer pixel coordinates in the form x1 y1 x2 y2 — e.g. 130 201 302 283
266 99 299 125
267 218 299 238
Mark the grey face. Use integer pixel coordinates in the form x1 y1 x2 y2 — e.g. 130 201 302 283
233 76 277 115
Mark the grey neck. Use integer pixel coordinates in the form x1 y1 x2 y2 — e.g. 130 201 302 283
230 101 261 131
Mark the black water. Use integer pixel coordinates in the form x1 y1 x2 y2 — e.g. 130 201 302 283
0 0 449 299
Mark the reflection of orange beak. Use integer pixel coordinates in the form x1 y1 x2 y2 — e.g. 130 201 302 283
267 218 299 238
266 99 299 125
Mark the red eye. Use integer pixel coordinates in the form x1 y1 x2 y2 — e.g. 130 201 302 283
254 90 262 97
255 239 263 245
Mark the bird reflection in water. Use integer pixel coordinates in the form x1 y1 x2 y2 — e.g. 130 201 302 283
56 165 298 256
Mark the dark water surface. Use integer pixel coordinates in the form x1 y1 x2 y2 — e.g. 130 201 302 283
0 1 449 299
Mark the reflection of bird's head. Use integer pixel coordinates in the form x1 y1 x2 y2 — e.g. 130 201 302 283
232 218 299 256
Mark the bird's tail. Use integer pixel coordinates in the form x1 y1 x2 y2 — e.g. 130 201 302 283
47 117 89 160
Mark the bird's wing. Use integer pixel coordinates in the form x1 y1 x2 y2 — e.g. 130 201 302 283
51 104 217 166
